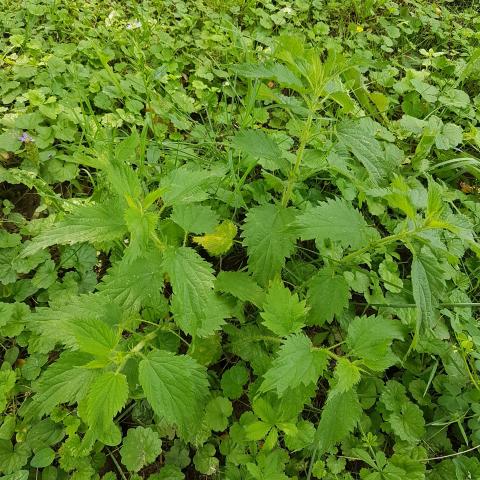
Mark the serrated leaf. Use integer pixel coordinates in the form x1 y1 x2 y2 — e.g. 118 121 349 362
232 129 288 171
98 250 164 313
220 364 249 399
260 278 307 336
411 255 435 334
27 352 98 417
22 200 127 256
193 220 237 256
307 267 350 325
331 358 361 394
120 427 162 472
346 316 404 371
242 205 296 286
0 440 30 474
69 318 119 357
205 397 233 432
215 271 265 307
159 165 224 206
170 204 219 234
85 372 129 443
315 389 362 454
162 246 229 337
260 333 328 396
0 370 16 414
296 198 376 250
139 349 209 438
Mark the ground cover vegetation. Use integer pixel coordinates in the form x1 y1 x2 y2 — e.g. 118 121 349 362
1 0 480 478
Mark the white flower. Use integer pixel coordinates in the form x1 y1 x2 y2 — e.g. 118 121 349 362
281 6 293 15
105 10 117 27
126 20 142 30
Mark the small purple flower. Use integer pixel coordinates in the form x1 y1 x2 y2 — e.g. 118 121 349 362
19 132 34 143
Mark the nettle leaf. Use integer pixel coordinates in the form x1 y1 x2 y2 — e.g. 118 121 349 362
98 250 164 312
315 389 362 454
260 278 307 336
120 427 162 472
69 318 119 358
84 372 129 444
193 220 237 256
307 267 350 325
159 165 224 205
346 316 404 370
170 204 219 234
331 358 361 395
231 129 288 171
411 255 435 334
162 246 229 337
337 119 402 184
242 204 296 286
215 271 265 307
27 352 98 417
139 349 209 438
296 198 377 250
22 200 127 256
260 333 328 397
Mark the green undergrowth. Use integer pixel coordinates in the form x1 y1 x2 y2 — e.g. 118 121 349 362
1 0 480 479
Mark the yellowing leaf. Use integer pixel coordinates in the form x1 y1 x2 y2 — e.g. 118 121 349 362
193 221 237 256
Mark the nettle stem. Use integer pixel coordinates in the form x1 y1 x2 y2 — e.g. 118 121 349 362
281 111 314 207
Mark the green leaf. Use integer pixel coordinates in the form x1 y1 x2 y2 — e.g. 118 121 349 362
98 250 164 312
337 119 400 184
388 402 425 443
162 246 229 337
70 318 119 358
220 364 249 399
296 198 377 250
215 271 265 307
120 427 162 472
22 200 127 256
28 352 98 417
0 132 21 152
331 358 361 394
315 389 362 454
170 204 219 234
0 370 16 414
138 349 209 438
260 333 328 396
411 255 435 334
159 165 224 206
205 397 233 432
346 316 404 370
231 129 288 171
242 205 296 286
260 278 307 336
306 267 350 325
30 447 55 468
84 372 129 443
0 440 30 474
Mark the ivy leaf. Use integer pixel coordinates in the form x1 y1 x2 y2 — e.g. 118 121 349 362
242 204 296 286
0 440 30 474
260 333 328 397
215 271 265 307
193 220 237 256
346 315 404 370
315 389 362 454
260 278 307 336
22 200 127 256
231 129 288 171
162 246 229 337
84 372 129 444
387 402 425 443
120 427 162 472
138 349 209 439
296 198 377 250
205 397 233 432
306 267 350 325
170 204 219 234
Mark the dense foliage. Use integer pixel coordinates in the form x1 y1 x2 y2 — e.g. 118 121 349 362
1 0 480 478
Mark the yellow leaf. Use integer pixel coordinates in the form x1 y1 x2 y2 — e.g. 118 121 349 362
193 221 237 256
